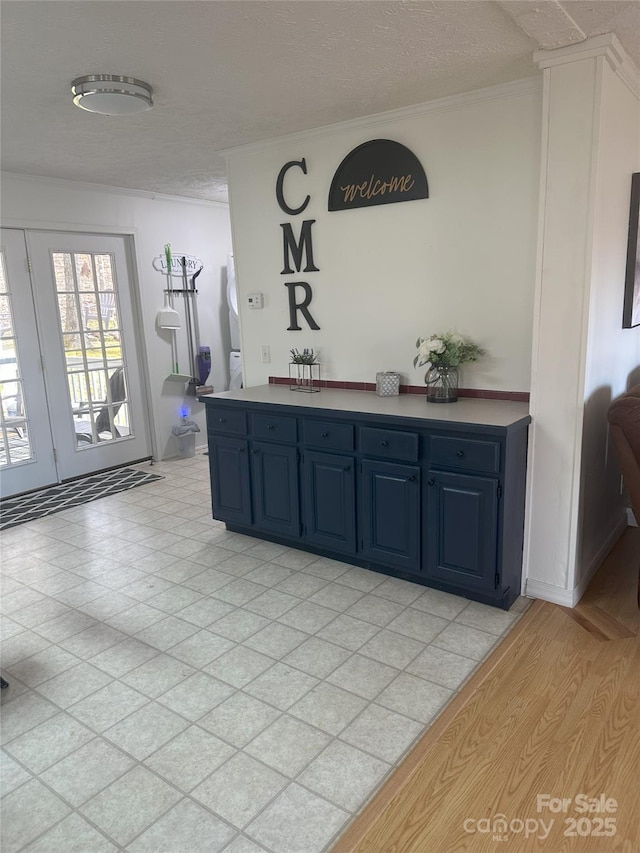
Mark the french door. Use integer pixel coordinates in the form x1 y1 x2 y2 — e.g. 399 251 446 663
0 228 152 498
0 230 58 496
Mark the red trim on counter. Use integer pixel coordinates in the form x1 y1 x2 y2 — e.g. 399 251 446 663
268 376 529 403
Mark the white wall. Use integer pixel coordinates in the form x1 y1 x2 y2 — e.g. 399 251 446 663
0 173 232 458
226 79 541 393
578 62 640 584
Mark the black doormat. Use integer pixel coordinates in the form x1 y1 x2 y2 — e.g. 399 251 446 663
0 467 163 531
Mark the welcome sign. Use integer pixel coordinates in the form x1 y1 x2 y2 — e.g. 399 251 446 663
274 141 430 331
328 139 429 211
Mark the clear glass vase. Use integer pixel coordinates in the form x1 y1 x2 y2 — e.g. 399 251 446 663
425 365 459 403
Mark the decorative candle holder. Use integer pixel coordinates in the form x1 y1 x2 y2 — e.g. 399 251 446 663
376 371 400 396
289 362 321 392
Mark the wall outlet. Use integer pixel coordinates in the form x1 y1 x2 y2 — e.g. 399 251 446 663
248 292 264 309
261 345 271 363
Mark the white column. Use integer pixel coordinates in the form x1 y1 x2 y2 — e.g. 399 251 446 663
524 35 640 605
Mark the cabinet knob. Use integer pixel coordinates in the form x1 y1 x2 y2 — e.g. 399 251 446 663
321 432 329 438
408 475 416 482
252 449 260 454
456 450 465 458
344 465 351 472
218 417 226 423
428 479 435 486
266 424 274 430
381 440 389 447
239 447 246 453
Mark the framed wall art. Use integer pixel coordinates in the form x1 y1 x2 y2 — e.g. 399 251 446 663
623 171 640 329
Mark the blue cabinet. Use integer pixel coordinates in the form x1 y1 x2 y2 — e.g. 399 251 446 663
303 450 356 555
251 441 300 538
361 459 420 572
203 393 529 610
208 435 251 526
425 471 498 593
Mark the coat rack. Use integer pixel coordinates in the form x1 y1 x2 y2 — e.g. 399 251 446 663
158 246 212 394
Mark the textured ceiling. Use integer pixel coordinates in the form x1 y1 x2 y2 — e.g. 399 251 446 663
1 1 638 203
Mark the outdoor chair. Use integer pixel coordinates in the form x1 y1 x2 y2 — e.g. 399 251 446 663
74 366 127 444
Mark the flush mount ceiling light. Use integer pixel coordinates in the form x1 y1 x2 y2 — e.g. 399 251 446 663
71 74 153 115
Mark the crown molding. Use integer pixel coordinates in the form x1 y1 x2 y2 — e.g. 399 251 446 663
219 76 542 161
534 33 640 98
0 171 230 208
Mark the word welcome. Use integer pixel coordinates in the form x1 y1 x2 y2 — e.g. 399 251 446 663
340 173 415 203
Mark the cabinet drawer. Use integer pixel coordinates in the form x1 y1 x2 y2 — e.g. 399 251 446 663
359 427 419 462
430 435 500 474
252 413 297 443
303 419 354 452
207 408 247 436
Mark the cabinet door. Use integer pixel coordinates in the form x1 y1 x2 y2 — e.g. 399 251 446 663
251 441 300 537
425 471 498 593
361 459 420 572
208 435 252 526
303 451 356 555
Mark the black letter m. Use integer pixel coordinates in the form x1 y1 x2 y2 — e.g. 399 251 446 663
280 220 319 275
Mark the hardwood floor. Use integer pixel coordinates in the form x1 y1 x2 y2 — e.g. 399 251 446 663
332 526 640 853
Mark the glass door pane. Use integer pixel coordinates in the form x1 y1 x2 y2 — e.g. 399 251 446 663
52 250 132 447
0 250 32 465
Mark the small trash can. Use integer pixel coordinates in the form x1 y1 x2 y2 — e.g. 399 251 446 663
171 417 200 459
175 432 196 458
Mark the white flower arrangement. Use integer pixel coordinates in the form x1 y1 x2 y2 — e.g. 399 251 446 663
414 330 484 369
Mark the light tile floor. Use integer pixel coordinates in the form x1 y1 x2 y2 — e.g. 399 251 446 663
0 454 529 853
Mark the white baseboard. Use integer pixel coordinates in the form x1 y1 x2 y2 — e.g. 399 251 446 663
524 578 575 607
524 513 629 608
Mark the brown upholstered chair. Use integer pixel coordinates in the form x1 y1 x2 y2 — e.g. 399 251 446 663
607 384 640 604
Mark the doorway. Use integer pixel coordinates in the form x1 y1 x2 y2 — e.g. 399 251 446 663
0 228 152 498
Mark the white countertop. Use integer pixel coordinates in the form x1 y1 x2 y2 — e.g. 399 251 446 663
201 385 530 429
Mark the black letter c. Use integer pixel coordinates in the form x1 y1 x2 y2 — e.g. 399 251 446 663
276 159 310 216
